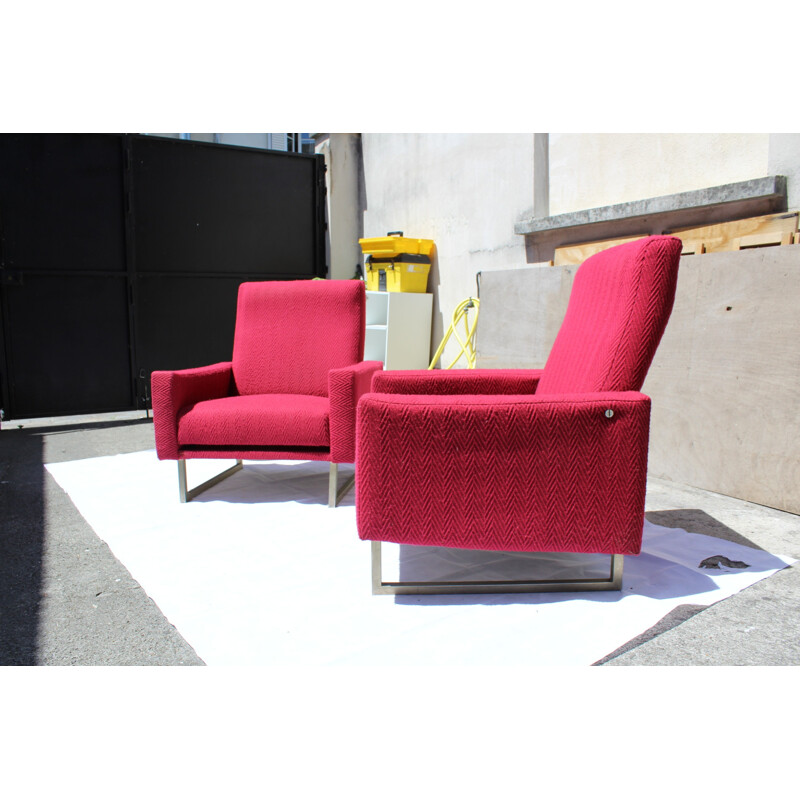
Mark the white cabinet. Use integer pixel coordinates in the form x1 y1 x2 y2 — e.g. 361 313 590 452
365 291 433 370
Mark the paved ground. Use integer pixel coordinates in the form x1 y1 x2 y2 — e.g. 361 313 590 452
1 412 798 666
1 413 203 666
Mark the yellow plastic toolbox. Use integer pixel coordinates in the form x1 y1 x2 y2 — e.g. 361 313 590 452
359 231 434 293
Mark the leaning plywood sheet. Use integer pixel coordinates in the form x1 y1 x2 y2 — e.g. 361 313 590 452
475 263 575 369
474 248 800 514
665 212 798 255
644 247 800 514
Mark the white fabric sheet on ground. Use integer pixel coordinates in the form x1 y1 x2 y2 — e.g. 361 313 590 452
46 451 794 666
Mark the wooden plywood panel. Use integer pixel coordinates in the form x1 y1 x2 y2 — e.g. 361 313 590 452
475 264 574 369
552 214 799 263
666 212 799 255
553 235 645 266
644 247 800 514
473 248 800 514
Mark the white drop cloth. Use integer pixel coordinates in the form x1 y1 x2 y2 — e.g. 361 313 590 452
46 451 794 666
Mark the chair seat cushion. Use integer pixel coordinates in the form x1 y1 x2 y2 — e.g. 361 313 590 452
177 394 330 448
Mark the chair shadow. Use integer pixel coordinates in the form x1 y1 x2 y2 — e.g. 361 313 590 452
187 466 785 618
189 461 356 508
645 509 765 550
391 509 785 607
392 549 721 607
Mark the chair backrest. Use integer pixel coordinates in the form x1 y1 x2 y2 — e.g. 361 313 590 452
232 279 365 397
536 235 682 395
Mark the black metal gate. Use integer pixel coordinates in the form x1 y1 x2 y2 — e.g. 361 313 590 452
0 134 327 420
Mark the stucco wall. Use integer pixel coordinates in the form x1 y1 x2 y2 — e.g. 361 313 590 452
353 132 798 366
315 133 364 280
768 133 800 210
360 133 535 365
548 133 771 215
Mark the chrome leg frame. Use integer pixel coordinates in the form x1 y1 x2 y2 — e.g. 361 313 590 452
329 462 356 508
371 540 624 595
178 459 243 503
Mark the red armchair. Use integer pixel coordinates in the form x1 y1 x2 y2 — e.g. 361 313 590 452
152 279 382 506
356 235 682 593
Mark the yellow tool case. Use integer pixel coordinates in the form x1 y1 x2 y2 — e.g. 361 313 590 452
359 231 434 292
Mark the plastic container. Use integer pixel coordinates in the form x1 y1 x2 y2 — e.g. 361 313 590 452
359 231 434 293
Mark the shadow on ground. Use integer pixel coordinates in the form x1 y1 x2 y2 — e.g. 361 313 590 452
0 419 204 666
0 431 45 664
645 509 765 550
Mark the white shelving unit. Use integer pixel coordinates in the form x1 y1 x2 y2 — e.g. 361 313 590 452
365 291 433 370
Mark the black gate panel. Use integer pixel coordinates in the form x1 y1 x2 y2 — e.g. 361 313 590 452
128 136 326 405
0 134 127 274
0 134 133 418
134 275 244 375
0 133 327 420
130 136 322 277
3 275 133 417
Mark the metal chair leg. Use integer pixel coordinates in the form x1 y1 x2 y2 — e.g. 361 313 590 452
328 462 356 508
370 541 624 595
178 459 243 502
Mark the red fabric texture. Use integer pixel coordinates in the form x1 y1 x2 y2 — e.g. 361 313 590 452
537 235 682 395
328 360 383 463
371 369 543 395
232 279 365 397
151 279 375 466
177 394 329 448
174 447 331 462
356 392 651 554
355 235 682 555
152 362 234 460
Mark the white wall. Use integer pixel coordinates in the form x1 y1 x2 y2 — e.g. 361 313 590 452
361 133 535 365
315 133 363 280
548 133 771 215
769 133 800 210
336 132 800 367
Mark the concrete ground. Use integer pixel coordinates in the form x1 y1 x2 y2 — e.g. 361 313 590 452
1 412 798 666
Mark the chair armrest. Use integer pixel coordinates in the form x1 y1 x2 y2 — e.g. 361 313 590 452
151 362 234 459
328 360 384 463
371 368 544 395
356 390 651 554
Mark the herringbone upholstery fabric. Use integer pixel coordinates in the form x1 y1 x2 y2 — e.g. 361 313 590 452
356 392 651 553
356 235 682 554
329 360 384 463
371 369 543 395
177 394 330 448
232 280 365 397
152 279 381 467
152 362 234 460
537 235 681 395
